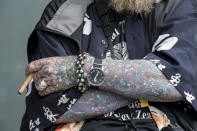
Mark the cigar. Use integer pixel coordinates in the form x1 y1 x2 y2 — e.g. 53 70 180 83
18 73 35 95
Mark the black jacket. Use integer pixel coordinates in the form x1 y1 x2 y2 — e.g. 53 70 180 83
22 0 197 131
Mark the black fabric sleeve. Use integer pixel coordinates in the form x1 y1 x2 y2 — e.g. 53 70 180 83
21 31 81 131
144 0 197 111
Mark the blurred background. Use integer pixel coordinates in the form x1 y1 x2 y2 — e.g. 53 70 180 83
0 0 50 130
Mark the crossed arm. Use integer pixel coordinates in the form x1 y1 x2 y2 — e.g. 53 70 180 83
26 55 183 123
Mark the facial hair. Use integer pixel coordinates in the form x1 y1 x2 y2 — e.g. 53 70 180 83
109 0 154 14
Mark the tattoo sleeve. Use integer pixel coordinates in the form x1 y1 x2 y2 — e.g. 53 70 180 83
99 58 183 102
55 88 131 123
56 57 183 123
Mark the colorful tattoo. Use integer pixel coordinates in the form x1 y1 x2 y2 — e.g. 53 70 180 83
28 56 78 96
28 55 183 122
55 88 131 123
56 56 183 123
100 59 183 102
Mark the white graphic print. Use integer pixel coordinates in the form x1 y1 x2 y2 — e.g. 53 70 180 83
184 91 195 104
29 118 40 131
152 34 170 52
156 37 178 51
43 106 59 122
106 22 129 60
157 64 166 71
57 94 70 106
106 42 129 60
111 28 120 41
113 42 129 60
149 59 166 71
104 101 152 121
169 73 181 87
104 111 131 121
128 101 141 109
149 59 161 63
26 79 33 97
67 98 77 110
152 34 178 52
133 110 152 120
104 110 152 121
83 13 92 35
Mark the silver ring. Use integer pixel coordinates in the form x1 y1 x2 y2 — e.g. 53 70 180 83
35 80 47 91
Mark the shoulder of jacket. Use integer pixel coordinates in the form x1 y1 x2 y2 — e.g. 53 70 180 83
143 0 185 51
35 0 93 36
154 0 185 19
36 0 67 30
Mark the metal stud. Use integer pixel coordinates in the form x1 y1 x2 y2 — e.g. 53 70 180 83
81 61 84 65
82 87 87 92
80 79 85 83
78 86 82 90
78 57 82 61
78 74 82 78
80 69 84 73
76 53 89 92
78 83 83 87
84 72 87 78
77 61 81 65
78 64 82 68
76 70 79 74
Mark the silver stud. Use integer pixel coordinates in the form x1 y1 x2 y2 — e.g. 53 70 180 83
79 56 83 60
81 79 85 83
77 61 80 65
78 74 82 77
79 83 83 87
84 73 87 78
80 69 84 73
78 64 82 68
76 70 79 74
78 86 82 90
82 53 86 57
81 61 84 65
82 87 87 92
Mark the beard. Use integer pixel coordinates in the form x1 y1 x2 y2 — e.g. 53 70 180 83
109 0 154 14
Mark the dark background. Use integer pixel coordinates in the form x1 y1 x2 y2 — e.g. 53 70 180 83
0 0 50 130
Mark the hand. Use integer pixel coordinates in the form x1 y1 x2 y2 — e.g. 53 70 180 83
26 56 78 96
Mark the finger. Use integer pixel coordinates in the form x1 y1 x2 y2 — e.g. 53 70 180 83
38 86 59 96
34 79 48 91
33 67 51 82
38 85 70 96
34 75 58 91
26 58 50 75
33 71 45 83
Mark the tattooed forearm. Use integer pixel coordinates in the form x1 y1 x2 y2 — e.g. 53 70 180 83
55 56 183 123
55 88 131 124
96 58 183 102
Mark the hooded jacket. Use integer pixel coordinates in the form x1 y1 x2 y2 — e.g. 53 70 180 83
21 0 197 131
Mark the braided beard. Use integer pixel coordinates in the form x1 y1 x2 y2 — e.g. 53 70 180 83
109 0 154 14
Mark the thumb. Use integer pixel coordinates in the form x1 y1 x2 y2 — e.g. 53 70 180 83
26 58 49 75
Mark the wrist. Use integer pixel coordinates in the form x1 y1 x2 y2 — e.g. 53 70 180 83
83 55 95 73
85 57 106 87
75 54 95 92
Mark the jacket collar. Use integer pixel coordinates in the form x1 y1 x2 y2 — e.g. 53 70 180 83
95 0 110 18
